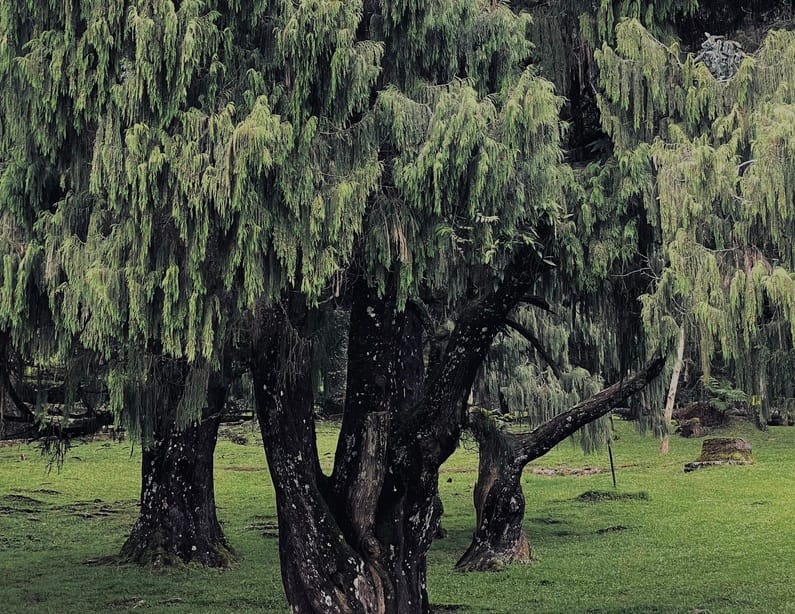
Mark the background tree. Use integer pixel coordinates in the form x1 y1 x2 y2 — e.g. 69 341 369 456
458 351 663 571
454 0 795 572
447 0 695 571
593 6 795 420
1 0 235 565
519 0 795 429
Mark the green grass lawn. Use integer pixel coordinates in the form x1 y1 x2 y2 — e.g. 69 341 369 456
2 420 794 613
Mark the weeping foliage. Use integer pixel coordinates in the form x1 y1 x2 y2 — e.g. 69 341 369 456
461 2 703 450
503 2 795 439
368 72 565 303
526 0 698 95
477 305 612 452
360 0 566 305
0 1 382 436
1 0 571 439
594 13 795 413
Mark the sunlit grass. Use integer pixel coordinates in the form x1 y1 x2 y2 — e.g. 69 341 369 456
2 419 794 613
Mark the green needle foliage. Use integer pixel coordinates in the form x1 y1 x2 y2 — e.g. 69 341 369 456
1 0 567 434
1 1 383 439
595 15 795 413
512 2 795 420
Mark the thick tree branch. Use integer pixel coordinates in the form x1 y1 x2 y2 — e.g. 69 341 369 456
520 294 554 313
4 377 35 421
406 240 555 467
515 356 665 464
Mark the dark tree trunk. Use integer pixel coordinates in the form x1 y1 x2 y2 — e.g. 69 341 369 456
251 286 440 614
456 357 665 572
120 383 233 567
334 278 438 612
250 248 554 612
252 304 386 613
455 431 530 572
0 331 36 426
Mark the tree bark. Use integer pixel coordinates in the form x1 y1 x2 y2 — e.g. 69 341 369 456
250 246 552 612
456 357 665 572
0 331 36 425
251 303 386 613
661 325 686 454
455 425 530 572
119 382 233 567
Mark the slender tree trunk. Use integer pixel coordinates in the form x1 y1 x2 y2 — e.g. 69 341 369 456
456 358 665 572
661 325 686 454
120 383 233 567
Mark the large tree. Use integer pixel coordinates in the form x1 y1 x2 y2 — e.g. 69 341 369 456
9 1 795 612
453 0 795 574
0 0 379 566
446 0 693 573
238 0 579 609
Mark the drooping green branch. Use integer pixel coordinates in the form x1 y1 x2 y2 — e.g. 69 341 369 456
503 317 562 379
515 355 666 464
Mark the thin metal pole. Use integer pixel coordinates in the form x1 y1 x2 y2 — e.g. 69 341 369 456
607 439 617 489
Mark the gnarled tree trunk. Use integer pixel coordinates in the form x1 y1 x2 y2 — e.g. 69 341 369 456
251 250 550 612
455 432 529 572
456 357 665 572
120 382 232 567
252 303 386 613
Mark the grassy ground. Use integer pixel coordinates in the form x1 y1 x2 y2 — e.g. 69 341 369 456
1 420 794 613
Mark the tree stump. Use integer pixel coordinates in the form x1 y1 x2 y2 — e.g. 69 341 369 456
684 437 753 472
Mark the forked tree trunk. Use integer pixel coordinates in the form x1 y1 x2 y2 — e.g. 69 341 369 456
251 249 553 612
120 383 233 567
456 358 665 572
249 295 478 611
252 305 385 613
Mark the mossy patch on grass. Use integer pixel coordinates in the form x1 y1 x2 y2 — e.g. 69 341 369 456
244 518 279 538
575 490 650 503
596 525 629 534
530 517 564 525
1 494 47 506
64 499 136 520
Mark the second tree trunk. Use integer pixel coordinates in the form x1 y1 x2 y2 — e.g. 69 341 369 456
120 384 232 567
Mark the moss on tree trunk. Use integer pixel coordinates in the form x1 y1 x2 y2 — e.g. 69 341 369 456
120 385 233 568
